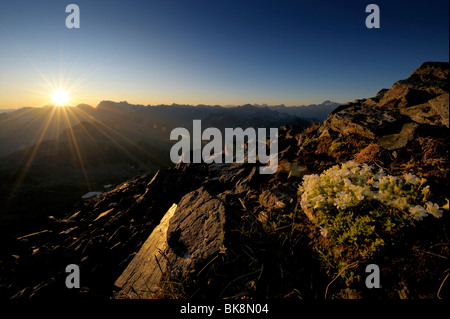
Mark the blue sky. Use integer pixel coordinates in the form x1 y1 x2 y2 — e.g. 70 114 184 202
0 0 448 108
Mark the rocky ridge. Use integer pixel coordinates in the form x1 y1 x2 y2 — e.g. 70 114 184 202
1 62 448 300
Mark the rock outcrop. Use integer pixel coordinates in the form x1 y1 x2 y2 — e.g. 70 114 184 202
114 186 229 299
1 62 448 300
320 62 449 151
378 62 448 108
113 203 178 299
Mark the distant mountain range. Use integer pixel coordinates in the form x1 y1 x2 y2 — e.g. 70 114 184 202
0 99 339 229
0 100 339 159
266 100 341 122
0 108 17 114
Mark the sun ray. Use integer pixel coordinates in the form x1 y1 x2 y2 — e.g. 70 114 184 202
67 107 141 163
60 106 91 190
18 48 105 107
8 106 58 201
72 106 168 167
0 107 36 125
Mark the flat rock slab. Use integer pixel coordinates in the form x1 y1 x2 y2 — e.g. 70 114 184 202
114 203 178 299
113 187 227 299
166 187 226 265
377 122 419 150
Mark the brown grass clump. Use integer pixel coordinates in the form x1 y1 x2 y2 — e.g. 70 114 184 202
315 137 334 155
353 143 381 164
391 136 448 183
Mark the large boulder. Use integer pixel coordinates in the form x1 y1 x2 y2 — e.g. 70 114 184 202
429 93 449 127
377 122 419 150
379 62 449 108
114 187 228 298
321 104 404 139
318 62 449 150
113 204 178 299
395 93 449 128
166 186 227 272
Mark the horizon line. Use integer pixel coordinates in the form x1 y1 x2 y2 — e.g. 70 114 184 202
1 99 345 111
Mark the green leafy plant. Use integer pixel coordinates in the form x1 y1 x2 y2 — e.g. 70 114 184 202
298 161 445 285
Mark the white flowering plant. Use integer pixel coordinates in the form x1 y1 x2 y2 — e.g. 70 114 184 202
298 161 445 285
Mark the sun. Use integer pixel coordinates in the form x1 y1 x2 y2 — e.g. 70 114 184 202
51 90 70 106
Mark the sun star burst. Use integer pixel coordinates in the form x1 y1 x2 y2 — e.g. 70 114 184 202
51 90 70 106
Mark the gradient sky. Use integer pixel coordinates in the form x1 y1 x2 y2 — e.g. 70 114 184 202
0 0 448 108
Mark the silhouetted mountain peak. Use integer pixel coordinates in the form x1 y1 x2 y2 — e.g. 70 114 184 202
320 100 338 106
